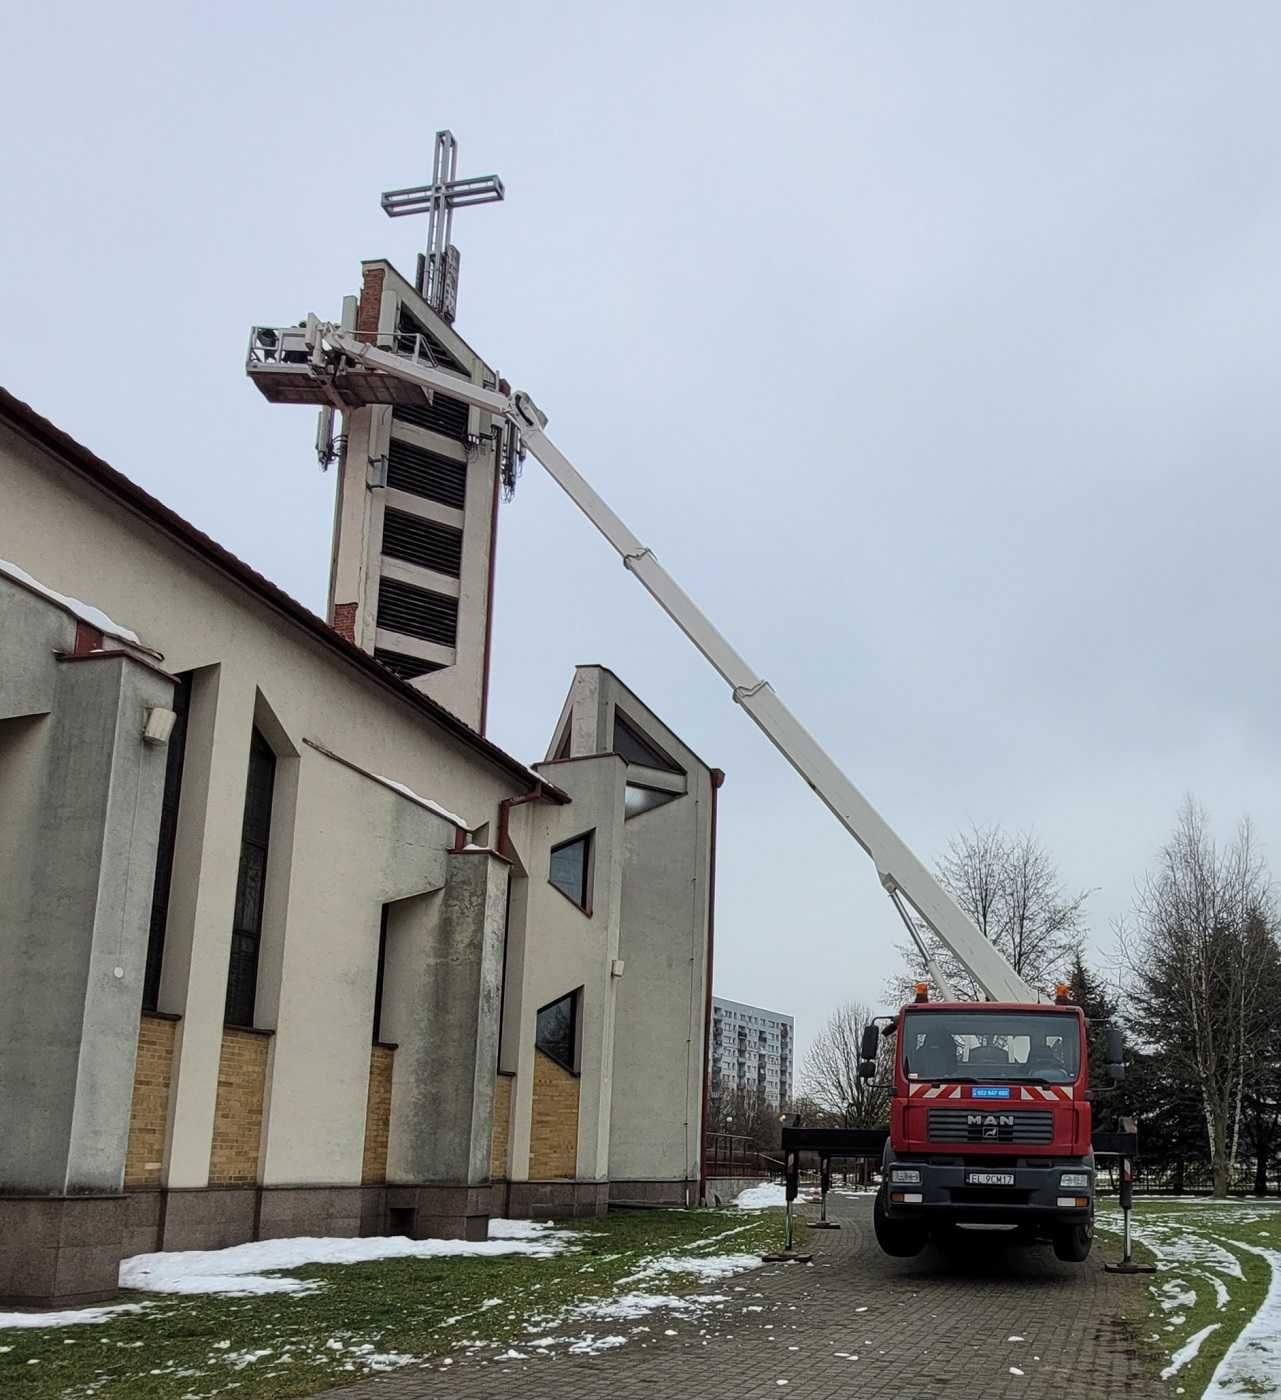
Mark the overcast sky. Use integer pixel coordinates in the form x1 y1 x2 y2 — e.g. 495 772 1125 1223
4 2 1280 1072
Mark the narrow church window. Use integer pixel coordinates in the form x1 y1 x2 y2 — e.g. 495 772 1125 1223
549 833 591 910
224 730 276 1028
372 904 390 1045
612 710 682 774
536 990 578 1072
142 672 191 1011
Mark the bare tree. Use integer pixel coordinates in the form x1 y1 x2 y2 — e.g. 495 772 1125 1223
801 1001 891 1129
707 1084 783 1156
1119 798 1280 1197
894 824 1089 1000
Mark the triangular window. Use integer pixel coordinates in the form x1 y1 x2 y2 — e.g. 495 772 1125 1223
536 990 578 1071
613 711 682 774
625 784 679 820
549 832 592 911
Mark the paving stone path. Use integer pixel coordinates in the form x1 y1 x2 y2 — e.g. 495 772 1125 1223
319 1192 1161 1400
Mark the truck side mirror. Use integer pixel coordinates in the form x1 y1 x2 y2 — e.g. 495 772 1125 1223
1105 1024 1125 1081
857 1059 876 1081
860 1024 880 1061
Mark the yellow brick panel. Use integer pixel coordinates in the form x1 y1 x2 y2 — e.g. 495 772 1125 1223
361 1045 396 1185
529 1050 579 1179
124 1014 178 1187
491 1073 513 1178
208 1028 270 1185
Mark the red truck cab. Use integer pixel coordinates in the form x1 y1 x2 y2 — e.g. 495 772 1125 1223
874 996 1097 1262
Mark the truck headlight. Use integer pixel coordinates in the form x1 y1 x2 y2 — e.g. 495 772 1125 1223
1060 1172 1090 1191
890 1168 922 1184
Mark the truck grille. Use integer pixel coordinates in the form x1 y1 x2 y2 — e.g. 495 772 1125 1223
927 1108 1054 1145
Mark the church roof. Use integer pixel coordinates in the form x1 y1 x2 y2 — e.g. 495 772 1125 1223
0 384 568 801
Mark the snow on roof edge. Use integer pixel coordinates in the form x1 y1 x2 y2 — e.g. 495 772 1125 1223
1 557 143 646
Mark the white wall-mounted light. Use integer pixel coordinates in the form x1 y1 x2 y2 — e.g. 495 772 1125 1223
143 707 177 745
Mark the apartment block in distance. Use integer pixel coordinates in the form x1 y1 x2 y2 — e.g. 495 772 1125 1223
710 997 793 1109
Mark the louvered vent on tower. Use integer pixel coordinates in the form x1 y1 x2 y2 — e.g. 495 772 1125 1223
387 439 467 509
376 577 459 648
394 395 470 443
382 508 463 577
395 308 469 375
373 648 445 681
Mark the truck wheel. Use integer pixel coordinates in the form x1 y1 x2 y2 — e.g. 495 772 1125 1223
874 1191 926 1258
1051 1222 1093 1262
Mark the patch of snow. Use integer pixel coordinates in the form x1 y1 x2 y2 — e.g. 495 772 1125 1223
733 1184 817 1210
0 559 142 645
619 1252 761 1288
1129 1219 1245 1279
372 776 469 829
1158 1280 1198 1312
1161 1323 1219 1380
0 1303 148 1331
120 1221 573 1296
566 1333 627 1354
221 1347 273 1370
1204 1242 1281 1398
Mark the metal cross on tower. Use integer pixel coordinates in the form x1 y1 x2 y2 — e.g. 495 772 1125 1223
380 130 504 324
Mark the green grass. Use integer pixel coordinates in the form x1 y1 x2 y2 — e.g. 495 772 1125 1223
1096 1198 1280 1398
0 1208 788 1400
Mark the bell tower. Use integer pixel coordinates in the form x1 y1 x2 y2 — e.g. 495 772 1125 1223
325 132 507 733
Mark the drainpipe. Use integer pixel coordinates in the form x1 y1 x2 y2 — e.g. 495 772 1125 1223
496 782 544 862
698 768 725 1206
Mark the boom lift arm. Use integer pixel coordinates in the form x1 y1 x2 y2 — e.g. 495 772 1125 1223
254 319 1040 1005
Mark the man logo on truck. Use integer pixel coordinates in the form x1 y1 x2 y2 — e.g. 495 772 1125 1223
968 1113 1015 1139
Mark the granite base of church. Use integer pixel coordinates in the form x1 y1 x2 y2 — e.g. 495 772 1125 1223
0 1194 128 1308
0 1183 496 1309
494 1179 610 1219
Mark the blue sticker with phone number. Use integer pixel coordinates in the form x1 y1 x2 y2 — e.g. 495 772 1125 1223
972 1086 1011 1099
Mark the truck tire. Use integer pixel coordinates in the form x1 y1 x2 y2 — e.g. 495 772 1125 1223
873 1190 926 1258
1051 1221 1093 1262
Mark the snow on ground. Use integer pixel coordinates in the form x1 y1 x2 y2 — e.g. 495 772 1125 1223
0 1302 148 1331
1128 1217 1245 1280
734 1184 817 1210
119 1220 574 1297
1203 1241 1281 1398
618 1252 761 1289
1160 1323 1219 1381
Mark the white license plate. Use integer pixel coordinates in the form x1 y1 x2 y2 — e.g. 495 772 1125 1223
966 1171 1015 1186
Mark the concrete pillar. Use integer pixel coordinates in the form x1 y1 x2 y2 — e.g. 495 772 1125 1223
385 848 508 1240
0 649 175 1306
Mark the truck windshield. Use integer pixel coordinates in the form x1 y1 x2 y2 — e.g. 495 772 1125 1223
901 1010 1081 1084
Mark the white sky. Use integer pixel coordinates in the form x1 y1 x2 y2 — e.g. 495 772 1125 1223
4 2 1280 1074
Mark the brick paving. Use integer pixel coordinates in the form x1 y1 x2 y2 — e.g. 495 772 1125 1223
318 1192 1160 1399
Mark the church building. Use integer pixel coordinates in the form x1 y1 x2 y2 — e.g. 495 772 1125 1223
0 175 721 1307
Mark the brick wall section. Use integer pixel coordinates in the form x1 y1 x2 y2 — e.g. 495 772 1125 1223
124 1013 178 1187
356 266 385 342
528 1051 579 1179
331 601 357 644
362 1045 395 1185
208 1029 270 1186
491 1073 513 1178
